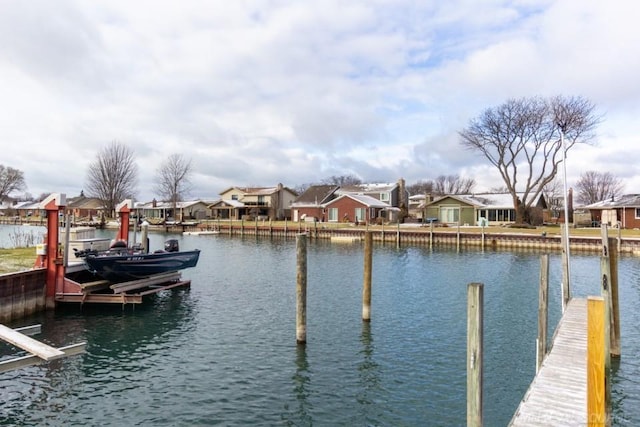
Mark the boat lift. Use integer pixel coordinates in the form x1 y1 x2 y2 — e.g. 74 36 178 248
38 194 192 306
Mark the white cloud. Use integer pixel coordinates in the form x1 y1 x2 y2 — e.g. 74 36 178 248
1 0 639 202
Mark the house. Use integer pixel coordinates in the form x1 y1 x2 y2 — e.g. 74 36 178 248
290 185 339 222
66 194 106 221
291 178 409 223
423 193 548 226
582 194 640 229
137 199 213 222
322 193 394 224
210 184 297 220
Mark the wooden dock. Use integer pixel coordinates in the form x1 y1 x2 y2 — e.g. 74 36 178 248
509 298 588 426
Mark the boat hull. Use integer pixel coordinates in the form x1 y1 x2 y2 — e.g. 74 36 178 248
84 249 200 282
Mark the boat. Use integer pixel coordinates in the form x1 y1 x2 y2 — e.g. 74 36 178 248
75 239 200 282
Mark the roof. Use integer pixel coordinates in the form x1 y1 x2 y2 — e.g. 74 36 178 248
336 182 398 195
323 193 391 208
67 196 105 210
209 199 244 208
219 184 297 197
424 192 545 209
584 194 640 209
292 185 339 207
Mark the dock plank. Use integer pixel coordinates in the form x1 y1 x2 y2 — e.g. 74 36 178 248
509 298 587 426
0 324 65 361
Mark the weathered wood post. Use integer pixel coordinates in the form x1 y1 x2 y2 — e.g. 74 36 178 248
362 231 373 322
255 217 258 235
608 236 620 358
536 254 549 372
141 221 149 253
381 222 385 244
600 228 613 364
229 218 233 236
560 224 571 312
429 220 434 250
481 224 485 251
467 282 483 427
457 223 461 252
587 296 607 426
396 222 400 248
284 218 288 238
296 233 307 344
269 218 273 237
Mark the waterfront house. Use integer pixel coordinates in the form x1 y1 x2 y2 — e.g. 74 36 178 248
290 185 339 222
582 194 640 229
291 179 408 223
137 199 212 222
210 184 297 220
66 194 106 221
423 193 548 226
322 193 395 224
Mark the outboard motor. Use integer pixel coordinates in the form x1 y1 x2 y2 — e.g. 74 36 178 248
164 239 179 252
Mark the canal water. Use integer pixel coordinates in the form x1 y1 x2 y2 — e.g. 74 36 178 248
0 226 639 426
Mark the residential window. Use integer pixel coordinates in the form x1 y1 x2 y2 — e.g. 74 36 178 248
355 208 366 221
258 195 265 205
380 192 390 202
635 208 640 219
328 208 338 222
440 206 459 223
231 195 238 201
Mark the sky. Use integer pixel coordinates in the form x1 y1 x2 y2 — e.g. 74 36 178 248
1 0 640 202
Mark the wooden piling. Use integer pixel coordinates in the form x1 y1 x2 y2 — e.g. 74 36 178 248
536 254 549 372
467 282 483 427
587 296 607 426
296 234 307 344
429 221 433 250
141 222 149 253
362 231 373 322
607 236 620 358
560 224 571 312
457 223 461 252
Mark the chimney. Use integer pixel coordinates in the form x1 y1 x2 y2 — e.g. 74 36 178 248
152 198 157 208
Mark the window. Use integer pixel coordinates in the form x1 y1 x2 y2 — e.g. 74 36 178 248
380 192 390 202
355 208 366 221
231 194 238 201
635 208 640 219
328 208 338 222
440 207 459 223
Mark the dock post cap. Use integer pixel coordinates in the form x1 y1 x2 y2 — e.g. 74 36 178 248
116 199 133 212
39 193 66 209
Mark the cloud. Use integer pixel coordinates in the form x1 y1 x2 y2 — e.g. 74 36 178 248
1 0 639 202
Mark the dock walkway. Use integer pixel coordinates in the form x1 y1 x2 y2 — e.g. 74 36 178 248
509 298 587 426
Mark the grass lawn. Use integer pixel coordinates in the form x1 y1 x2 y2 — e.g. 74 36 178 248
0 247 37 274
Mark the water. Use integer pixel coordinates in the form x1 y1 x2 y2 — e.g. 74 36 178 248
0 227 639 426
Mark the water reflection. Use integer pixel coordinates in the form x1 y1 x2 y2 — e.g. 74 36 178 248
357 321 382 422
286 344 312 426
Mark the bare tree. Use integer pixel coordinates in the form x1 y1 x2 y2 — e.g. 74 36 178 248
0 165 26 200
575 171 624 205
406 179 434 196
460 96 598 224
155 154 193 221
86 142 138 216
542 178 564 222
322 174 362 186
433 175 475 196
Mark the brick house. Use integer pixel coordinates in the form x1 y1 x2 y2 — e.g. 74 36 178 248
322 193 394 224
583 194 640 229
